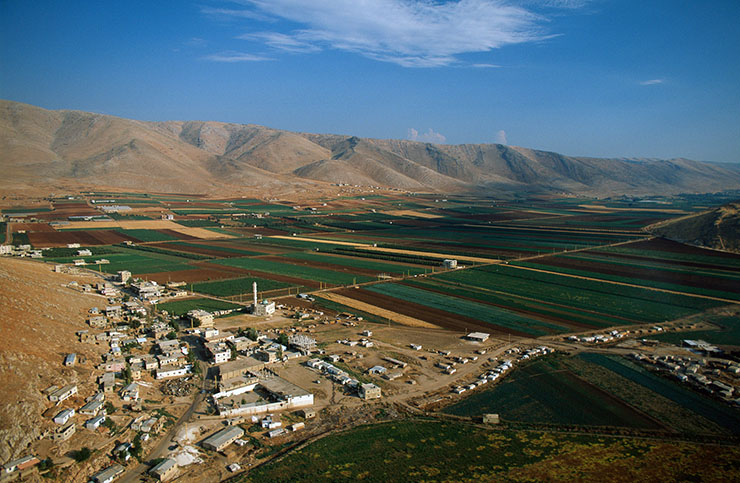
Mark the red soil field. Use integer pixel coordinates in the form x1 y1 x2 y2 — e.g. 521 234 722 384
530 255 740 296
155 229 200 241
258 255 387 278
333 287 526 336
28 230 139 247
9 223 56 232
626 237 740 260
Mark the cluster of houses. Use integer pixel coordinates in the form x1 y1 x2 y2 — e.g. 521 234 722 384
452 346 554 395
631 351 739 402
566 329 629 345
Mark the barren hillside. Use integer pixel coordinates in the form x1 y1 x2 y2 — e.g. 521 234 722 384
0 258 107 463
2 99 740 197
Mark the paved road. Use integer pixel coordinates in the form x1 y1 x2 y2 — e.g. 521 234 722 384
118 360 208 483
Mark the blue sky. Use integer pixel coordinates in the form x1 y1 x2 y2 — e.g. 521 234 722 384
1 0 739 163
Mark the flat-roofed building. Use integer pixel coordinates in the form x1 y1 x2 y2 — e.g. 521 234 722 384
359 383 382 400
90 464 125 483
149 458 178 481
202 426 244 452
465 332 490 343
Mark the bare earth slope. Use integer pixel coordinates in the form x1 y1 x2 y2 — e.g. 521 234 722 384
0 258 107 463
2 99 739 196
649 201 740 252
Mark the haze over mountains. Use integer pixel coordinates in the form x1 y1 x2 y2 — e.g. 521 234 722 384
2 100 739 196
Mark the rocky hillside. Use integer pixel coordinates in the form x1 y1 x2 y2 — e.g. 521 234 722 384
2 99 740 196
649 201 740 253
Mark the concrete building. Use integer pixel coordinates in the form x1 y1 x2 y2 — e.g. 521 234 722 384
64 353 77 366
86 415 106 430
202 426 245 452
465 332 490 343
149 458 178 481
359 383 382 400
118 270 131 283
49 385 77 402
156 365 191 380
443 259 458 269
187 309 214 328
121 383 140 401
288 334 317 353
79 399 104 416
218 357 265 381
52 422 76 441
53 409 75 425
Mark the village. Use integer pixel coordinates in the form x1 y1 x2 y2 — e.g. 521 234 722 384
1 243 739 482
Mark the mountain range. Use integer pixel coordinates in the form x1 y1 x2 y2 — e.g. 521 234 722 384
2 99 739 196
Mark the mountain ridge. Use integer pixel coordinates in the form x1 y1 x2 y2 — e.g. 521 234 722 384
2 99 739 196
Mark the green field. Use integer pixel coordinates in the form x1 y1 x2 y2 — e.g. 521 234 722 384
214 257 374 286
192 277 294 297
367 282 568 336
650 316 740 346
155 298 243 316
46 250 193 274
241 419 740 482
281 251 427 276
444 356 662 430
435 265 719 325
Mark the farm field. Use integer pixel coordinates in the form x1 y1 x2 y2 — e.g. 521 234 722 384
45 249 195 274
214 256 375 286
241 420 740 482
191 276 294 297
155 297 243 316
650 314 740 346
445 353 740 437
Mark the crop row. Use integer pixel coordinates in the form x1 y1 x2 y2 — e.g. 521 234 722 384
214 257 373 286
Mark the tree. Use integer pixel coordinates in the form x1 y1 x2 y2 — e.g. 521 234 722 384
166 331 177 340
71 447 92 462
104 401 117 414
246 327 258 341
277 333 289 347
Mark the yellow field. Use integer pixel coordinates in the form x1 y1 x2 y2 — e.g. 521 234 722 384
269 235 499 263
355 246 500 264
58 220 232 239
383 210 442 219
320 292 437 328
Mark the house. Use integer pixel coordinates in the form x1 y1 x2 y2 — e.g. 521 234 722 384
118 270 131 283
187 309 214 328
86 415 106 430
89 316 108 328
90 464 125 483
205 341 232 364
465 332 490 343
2 455 40 474
202 426 245 452
53 408 75 425
299 409 316 419
79 399 105 416
149 458 178 481
64 353 77 366
120 383 140 401
49 385 77 402
367 365 387 375
51 422 76 441
443 259 458 269
105 305 122 318
156 365 191 380
359 383 382 400
289 334 317 353
231 336 257 352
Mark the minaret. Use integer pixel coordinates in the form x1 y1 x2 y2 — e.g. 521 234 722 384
253 281 258 307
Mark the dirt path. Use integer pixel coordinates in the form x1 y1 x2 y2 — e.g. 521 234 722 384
319 292 438 329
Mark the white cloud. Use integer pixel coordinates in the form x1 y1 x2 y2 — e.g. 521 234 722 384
238 32 321 53
472 63 501 68
218 0 567 67
640 79 665 85
495 129 508 144
203 51 272 63
408 128 447 144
